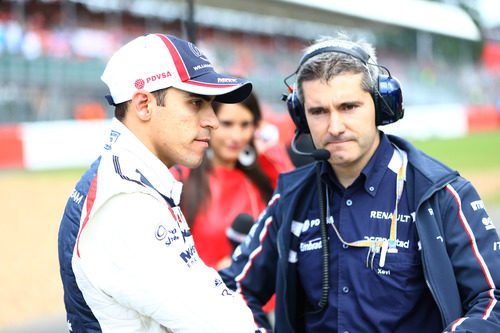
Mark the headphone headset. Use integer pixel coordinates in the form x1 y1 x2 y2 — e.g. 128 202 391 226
284 40 404 134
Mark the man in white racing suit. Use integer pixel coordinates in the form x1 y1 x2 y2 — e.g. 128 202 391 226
58 33 261 333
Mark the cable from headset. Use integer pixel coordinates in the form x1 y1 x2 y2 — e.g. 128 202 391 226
300 158 330 317
315 160 329 312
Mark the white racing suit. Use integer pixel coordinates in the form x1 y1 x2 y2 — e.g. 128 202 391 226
58 118 261 332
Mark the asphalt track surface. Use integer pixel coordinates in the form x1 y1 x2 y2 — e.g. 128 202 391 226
2 208 500 333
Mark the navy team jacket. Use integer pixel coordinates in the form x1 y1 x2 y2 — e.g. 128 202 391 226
220 134 500 333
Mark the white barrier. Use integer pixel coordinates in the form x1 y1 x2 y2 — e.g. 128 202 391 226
22 119 111 170
384 104 467 139
0 103 473 170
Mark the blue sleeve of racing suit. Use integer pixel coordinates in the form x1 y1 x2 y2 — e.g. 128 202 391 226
440 178 500 332
219 190 283 331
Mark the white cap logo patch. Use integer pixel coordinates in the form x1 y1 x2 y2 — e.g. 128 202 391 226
188 42 202 57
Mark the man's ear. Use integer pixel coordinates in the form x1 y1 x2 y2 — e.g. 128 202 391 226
131 90 154 121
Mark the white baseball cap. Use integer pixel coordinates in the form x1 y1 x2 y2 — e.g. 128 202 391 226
101 33 252 105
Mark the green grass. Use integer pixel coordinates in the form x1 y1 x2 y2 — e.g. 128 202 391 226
410 131 500 172
410 131 500 206
0 167 87 180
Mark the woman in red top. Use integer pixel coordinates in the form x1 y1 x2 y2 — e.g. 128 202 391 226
171 91 294 269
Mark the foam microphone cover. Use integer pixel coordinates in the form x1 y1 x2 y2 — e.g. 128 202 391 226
227 213 255 249
312 149 330 161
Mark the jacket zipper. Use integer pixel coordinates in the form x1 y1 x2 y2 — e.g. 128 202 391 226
415 194 450 328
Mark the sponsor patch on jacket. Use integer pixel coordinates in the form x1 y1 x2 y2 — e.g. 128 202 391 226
179 244 198 267
470 200 485 211
301 216 334 233
70 189 84 205
299 237 322 252
482 216 496 231
369 210 413 223
214 278 234 296
104 130 120 150
155 224 180 246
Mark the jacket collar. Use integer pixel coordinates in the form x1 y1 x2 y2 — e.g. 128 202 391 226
320 132 395 197
104 118 183 205
279 133 460 214
387 134 459 208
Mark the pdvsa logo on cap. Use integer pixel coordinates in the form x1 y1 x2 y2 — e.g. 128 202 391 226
135 79 145 89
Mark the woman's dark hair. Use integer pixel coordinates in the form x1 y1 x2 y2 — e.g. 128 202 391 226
182 90 274 226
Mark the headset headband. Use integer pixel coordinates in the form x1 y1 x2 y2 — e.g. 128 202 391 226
297 40 371 69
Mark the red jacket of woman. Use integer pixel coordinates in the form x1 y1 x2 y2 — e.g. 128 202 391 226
171 144 294 268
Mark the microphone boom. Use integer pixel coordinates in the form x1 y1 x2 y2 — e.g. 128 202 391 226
291 131 330 161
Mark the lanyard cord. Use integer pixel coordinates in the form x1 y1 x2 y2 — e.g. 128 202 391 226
388 148 407 249
307 147 407 313
327 147 407 268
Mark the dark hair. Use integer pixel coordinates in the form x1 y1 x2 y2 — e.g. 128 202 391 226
114 89 168 121
182 90 274 226
297 33 378 105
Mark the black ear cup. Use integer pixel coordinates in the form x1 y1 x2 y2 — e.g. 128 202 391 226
376 75 404 125
286 89 310 134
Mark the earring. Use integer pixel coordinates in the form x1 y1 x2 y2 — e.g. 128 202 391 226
238 145 256 167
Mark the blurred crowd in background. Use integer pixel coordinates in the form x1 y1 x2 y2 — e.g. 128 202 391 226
0 0 499 124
